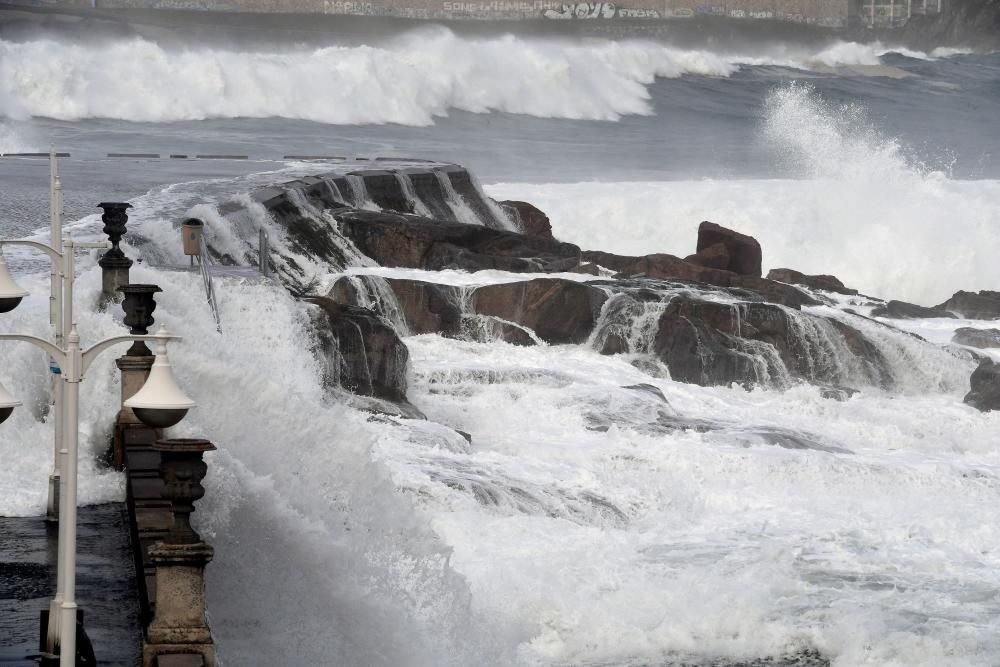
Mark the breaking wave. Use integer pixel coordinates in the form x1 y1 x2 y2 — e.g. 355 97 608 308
487 83 1000 305
0 26 962 125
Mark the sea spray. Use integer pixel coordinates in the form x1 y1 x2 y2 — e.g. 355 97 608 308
486 86 1000 305
0 26 961 126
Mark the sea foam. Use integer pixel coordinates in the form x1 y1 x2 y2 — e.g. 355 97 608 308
0 27 957 126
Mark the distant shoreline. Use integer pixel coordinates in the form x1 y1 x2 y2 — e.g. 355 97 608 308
0 1 996 52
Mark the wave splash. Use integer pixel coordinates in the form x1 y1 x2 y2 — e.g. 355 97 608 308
488 83 1000 305
0 26 959 125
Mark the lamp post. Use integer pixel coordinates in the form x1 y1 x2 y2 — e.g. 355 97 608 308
0 251 196 666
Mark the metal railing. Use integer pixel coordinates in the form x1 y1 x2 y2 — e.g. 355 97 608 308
197 235 222 333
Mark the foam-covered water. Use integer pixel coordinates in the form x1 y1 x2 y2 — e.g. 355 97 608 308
488 84 1000 305
0 24 980 126
1 17 999 667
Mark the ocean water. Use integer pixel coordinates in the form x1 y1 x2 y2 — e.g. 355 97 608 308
1 14 1000 667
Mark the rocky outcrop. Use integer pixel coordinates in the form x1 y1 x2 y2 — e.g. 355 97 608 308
473 279 608 345
308 297 410 404
871 300 956 319
648 295 889 389
500 200 554 240
953 327 1000 349
693 221 762 277
337 210 581 273
583 250 736 284
729 276 821 309
383 279 464 336
964 360 1000 412
766 268 858 296
935 290 1000 320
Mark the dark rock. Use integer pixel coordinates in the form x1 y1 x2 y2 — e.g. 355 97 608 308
696 221 762 277
649 295 891 389
684 242 731 270
439 165 511 229
964 360 1000 412
953 327 1000 349
385 279 464 336
473 279 608 344
308 297 410 404
461 315 537 346
567 262 603 276
622 383 670 404
500 200 554 240
871 300 956 319
766 268 858 296
935 290 1000 320
337 209 581 273
729 276 821 309
819 386 859 401
582 250 737 285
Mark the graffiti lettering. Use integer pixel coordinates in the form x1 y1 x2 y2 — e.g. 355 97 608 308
543 2 616 18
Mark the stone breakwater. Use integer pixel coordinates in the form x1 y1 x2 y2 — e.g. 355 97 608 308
203 164 995 423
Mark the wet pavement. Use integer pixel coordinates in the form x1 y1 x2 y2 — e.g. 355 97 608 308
0 504 142 666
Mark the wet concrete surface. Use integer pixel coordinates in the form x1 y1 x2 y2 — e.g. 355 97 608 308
0 504 142 666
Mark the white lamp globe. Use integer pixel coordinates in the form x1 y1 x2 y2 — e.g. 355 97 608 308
124 327 196 428
0 251 29 314
0 379 21 425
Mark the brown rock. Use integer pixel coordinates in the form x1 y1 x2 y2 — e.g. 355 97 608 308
582 250 737 285
766 268 858 296
309 297 410 403
473 278 608 344
935 290 1000 320
684 242 731 270
649 295 891 389
337 210 580 273
729 276 821 309
696 221 762 277
871 300 956 319
384 279 464 336
500 200 554 240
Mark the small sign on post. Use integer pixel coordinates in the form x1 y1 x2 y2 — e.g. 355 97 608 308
182 219 204 257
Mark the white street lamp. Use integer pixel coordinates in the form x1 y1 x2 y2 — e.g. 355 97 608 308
125 332 196 427
0 250 29 313
0 324 194 667
0 378 21 424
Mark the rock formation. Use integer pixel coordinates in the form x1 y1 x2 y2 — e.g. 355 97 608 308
935 290 1000 320
871 300 956 319
964 360 1000 412
223 167 978 408
766 268 858 296
953 327 1000 349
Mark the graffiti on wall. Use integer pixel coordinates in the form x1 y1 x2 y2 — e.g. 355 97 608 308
542 2 661 18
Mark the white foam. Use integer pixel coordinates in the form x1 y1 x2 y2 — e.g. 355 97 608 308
0 28 935 125
487 84 1000 305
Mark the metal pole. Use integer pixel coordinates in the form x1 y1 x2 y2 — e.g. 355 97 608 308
58 324 81 667
49 147 59 329
259 229 270 277
50 239 75 659
47 177 65 523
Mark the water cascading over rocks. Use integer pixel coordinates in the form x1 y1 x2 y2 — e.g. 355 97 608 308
201 162 975 410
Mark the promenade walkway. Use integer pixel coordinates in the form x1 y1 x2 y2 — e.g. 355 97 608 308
0 504 142 666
